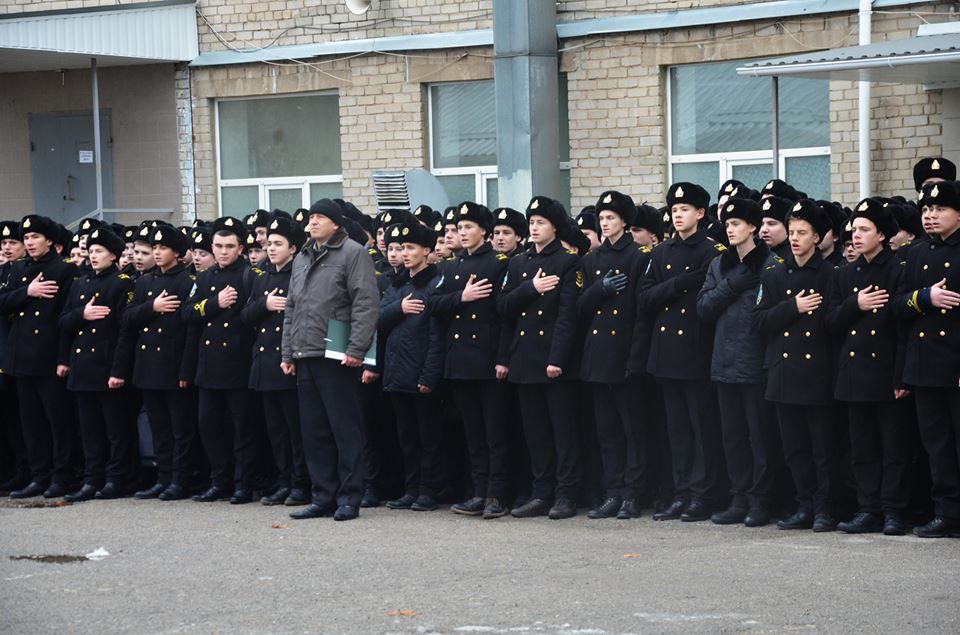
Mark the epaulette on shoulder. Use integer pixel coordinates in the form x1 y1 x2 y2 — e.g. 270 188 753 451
714 243 727 252
496 253 508 260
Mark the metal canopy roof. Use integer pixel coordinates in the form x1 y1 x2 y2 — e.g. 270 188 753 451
737 25 960 88
0 0 199 73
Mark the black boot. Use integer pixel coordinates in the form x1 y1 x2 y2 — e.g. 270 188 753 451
652 497 688 521
587 497 622 519
882 511 907 536
777 508 814 530
837 511 883 534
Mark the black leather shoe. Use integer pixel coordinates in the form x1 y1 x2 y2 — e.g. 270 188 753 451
548 498 577 520
10 481 46 499
42 483 66 499
289 503 334 520
777 509 814 530
813 513 837 532
334 504 359 521
386 493 417 510
711 505 747 525
511 498 551 518
411 495 437 511
360 488 381 508
744 507 771 527
158 484 188 501
913 516 960 538
883 511 908 536
261 487 291 506
95 482 125 500
229 489 253 505
653 498 688 521
588 496 622 519
451 496 486 516
482 498 508 519
135 483 166 499
0 474 30 494
617 499 643 519
192 485 232 502
838 511 883 534
64 484 97 502
284 489 310 506
681 499 711 522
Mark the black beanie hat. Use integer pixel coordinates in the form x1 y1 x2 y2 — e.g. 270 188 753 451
86 227 126 259
308 199 344 226
595 190 638 227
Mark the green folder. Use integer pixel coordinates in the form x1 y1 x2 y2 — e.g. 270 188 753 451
324 319 377 366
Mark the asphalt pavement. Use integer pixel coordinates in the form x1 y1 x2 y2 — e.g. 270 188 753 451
1 497 958 634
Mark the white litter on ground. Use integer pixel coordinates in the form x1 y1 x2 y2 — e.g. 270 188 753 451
85 547 110 561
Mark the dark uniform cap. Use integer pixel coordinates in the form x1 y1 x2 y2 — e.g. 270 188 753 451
178 225 193 237
377 209 414 231
191 227 213 252
150 224 190 256
308 199 344 226
191 218 209 229
787 199 831 240
412 204 435 225
19 215 59 242
762 179 800 202
575 210 598 234
443 206 458 227
70 232 80 247
524 196 567 230
266 216 306 249
817 200 848 238
493 207 529 238
666 182 710 211
0 221 22 241
718 179 747 200
456 201 495 234
77 217 103 237
719 197 762 229
211 216 249 245
559 214 590 254
851 198 899 241
886 199 924 237
245 233 259 248
293 208 309 229
121 226 138 243
134 222 155 244
55 225 72 251
341 216 368 245
244 209 271 229
397 221 437 249
85 227 126 259
384 222 405 247
726 185 761 202
760 195 793 225
271 208 292 221
913 157 956 192
595 190 638 227
919 179 960 211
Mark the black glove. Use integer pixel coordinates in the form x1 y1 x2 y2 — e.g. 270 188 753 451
728 271 761 293
674 270 706 292
601 270 629 296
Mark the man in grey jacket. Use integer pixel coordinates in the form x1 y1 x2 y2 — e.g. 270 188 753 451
282 199 379 521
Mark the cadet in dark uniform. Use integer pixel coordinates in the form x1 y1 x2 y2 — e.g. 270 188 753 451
574 207 601 252
894 180 960 538
429 202 512 519
183 217 259 504
759 196 794 260
755 200 840 532
113 226 197 500
500 196 582 520
492 207 528 257
913 157 956 194
825 199 912 535
577 191 651 519
697 198 780 527
0 221 29 493
638 183 725 522
59 229 136 501
241 217 310 507
1 215 79 499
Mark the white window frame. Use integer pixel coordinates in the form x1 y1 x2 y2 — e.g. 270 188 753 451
215 92 343 216
665 65 831 193
427 82 571 208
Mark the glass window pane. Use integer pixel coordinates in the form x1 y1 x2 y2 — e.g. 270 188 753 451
268 188 303 213
431 82 497 168
219 95 341 179
221 185 258 217
785 155 832 201
670 60 828 155
436 174 477 206
730 163 773 192
671 162 720 194
485 178 499 210
309 182 344 205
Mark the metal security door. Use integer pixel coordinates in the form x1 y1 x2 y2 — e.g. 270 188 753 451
29 111 113 227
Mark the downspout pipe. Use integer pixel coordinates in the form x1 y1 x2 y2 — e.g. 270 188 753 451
859 0 873 200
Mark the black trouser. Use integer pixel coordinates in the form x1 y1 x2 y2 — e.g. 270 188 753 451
358 379 388 493
716 382 775 510
450 379 511 501
638 374 672 507
0 382 28 482
390 391 443 498
260 389 310 491
16 375 74 486
658 378 723 503
141 388 196 487
516 382 581 502
776 403 840 514
74 390 136 487
197 388 257 489
297 358 364 508
846 401 912 514
592 378 647 500
913 387 960 521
